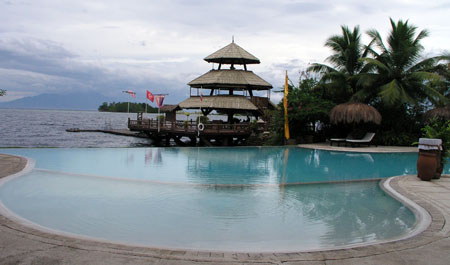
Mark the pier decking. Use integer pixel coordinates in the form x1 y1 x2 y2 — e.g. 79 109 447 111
128 118 257 146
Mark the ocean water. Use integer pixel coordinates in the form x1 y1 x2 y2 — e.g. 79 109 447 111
0 108 156 147
0 108 228 147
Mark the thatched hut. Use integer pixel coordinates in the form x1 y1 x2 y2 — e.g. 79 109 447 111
424 105 450 121
160 105 179 122
330 102 382 125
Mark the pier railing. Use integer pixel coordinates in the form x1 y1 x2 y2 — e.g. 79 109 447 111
128 119 258 135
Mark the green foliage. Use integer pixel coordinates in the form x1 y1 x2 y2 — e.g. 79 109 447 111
286 86 334 135
358 19 449 106
98 102 158 113
267 72 334 144
308 25 371 103
0 89 6 96
372 102 423 145
377 130 417 146
421 119 450 161
306 18 449 147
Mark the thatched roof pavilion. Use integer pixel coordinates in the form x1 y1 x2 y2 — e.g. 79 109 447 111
330 102 382 125
128 41 274 146
183 40 273 122
424 105 450 121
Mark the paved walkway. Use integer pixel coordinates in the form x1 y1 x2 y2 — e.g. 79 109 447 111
0 151 449 264
298 142 418 153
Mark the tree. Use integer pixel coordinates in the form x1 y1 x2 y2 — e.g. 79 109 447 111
357 19 450 106
269 71 334 144
308 25 372 103
0 89 6 96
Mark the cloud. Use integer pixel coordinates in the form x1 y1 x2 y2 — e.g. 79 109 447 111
0 0 448 106
0 37 189 103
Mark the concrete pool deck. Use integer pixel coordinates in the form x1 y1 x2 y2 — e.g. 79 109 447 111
1 147 450 264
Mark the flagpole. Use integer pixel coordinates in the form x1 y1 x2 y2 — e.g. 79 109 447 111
284 70 290 142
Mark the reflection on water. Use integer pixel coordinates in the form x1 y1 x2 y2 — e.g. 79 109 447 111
183 147 272 184
287 182 414 246
0 171 415 251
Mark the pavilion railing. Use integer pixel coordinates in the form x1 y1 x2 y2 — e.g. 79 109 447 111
128 119 260 134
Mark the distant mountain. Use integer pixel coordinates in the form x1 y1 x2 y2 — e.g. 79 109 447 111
0 92 117 111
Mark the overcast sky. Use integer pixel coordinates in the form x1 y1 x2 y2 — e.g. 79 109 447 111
1 0 449 104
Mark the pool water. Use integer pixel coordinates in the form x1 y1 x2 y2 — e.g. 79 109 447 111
0 147 421 184
0 147 424 251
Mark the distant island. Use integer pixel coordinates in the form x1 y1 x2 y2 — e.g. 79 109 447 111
98 102 158 113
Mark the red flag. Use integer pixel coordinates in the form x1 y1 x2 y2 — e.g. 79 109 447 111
155 95 165 108
124 90 136 98
146 90 154 102
200 92 203 102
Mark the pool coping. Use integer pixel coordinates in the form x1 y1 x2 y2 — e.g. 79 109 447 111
0 152 449 264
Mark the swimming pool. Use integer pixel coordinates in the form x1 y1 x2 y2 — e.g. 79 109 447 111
0 147 432 252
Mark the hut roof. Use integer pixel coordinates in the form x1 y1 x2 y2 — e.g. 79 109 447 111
159 104 179 112
424 105 450 120
204 42 260 65
330 102 382 125
178 95 259 111
188 69 272 90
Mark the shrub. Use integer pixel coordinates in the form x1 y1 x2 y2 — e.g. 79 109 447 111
421 119 450 162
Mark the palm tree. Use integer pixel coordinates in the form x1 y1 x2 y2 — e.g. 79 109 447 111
0 89 6 96
308 25 372 103
356 18 450 106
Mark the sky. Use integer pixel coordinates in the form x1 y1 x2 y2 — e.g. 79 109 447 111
0 0 449 105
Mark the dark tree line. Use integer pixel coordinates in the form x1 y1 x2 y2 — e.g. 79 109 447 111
98 102 158 113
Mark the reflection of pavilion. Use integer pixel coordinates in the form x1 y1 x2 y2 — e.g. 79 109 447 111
129 40 275 146
181 147 276 184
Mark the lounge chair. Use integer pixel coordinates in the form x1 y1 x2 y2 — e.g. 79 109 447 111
346 132 376 147
329 134 352 146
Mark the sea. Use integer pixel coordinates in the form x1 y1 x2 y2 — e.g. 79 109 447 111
0 108 165 148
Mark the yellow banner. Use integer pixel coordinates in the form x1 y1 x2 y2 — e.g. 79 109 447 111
283 70 290 140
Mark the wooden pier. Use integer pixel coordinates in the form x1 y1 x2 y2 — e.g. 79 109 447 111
128 118 257 146
66 128 149 138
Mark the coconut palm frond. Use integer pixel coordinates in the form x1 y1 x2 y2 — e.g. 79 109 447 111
379 80 403 105
351 87 373 103
410 55 450 72
413 29 430 46
357 73 379 88
410 71 443 83
366 29 388 54
422 85 450 106
361 58 390 73
307 63 336 74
